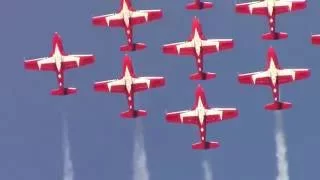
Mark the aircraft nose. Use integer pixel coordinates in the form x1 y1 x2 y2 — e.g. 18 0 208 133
52 32 62 43
53 32 60 39
192 16 200 25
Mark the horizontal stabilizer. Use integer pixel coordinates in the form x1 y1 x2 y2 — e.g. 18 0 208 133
51 87 77 96
192 141 220 150
186 1 213 10
262 32 288 40
190 72 216 80
120 43 146 52
121 109 147 119
264 101 292 111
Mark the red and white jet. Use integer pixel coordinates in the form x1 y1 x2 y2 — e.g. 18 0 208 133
185 0 213 10
311 34 320 45
238 47 310 110
235 0 307 40
93 55 165 118
24 32 95 96
162 16 234 80
165 84 238 150
91 0 162 52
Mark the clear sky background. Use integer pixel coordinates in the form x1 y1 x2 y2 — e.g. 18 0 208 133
0 0 319 180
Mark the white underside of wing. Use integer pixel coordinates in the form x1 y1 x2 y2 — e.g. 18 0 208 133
248 1 267 13
133 77 151 88
277 68 306 80
251 71 270 83
34 57 55 69
180 110 197 122
97 79 125 90
131 10 159 21
103 13 123 25
201 39 230 51
205 108 224 119
274 0 293 10
67 54 92 57
63 55 81 66
206 108 237 120
238 1 264 6
175 41 194 54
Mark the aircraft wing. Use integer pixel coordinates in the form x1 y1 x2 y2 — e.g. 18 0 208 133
311 34 320 44
162 41 195 55
93 79 126 93
166 110 198 125
62 55 95 70
205 108 238 123
130 10 162 25
235 1 268 15
24 57 56 71
238 71 271 85
133 77 165 92
201 39 234 55
92 13 125 27
273 0 307 14
276 68 310 84
235 0 306 15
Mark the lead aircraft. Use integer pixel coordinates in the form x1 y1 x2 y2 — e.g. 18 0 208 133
162 16 234 80
91 0 162 52
93 55 165 118
165 85 238 150
185 0 213 10
235 0 307 40
238 47 310 110
24 32 95 96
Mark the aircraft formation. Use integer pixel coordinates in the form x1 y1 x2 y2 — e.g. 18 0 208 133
24 0 313 150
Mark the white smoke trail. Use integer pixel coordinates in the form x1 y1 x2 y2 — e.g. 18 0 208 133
63 118 74 180
274 111 289 180
133 120 149 180
202 160 213 180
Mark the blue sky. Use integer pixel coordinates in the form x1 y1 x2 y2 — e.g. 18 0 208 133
0 0 319 180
